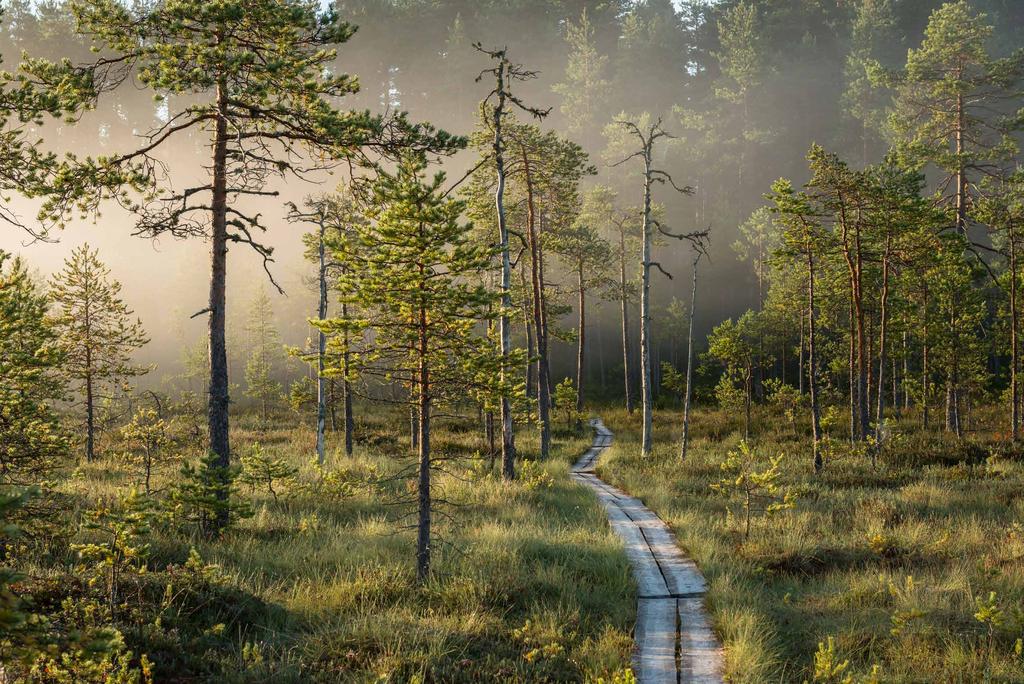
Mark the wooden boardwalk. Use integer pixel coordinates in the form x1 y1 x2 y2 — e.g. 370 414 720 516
571 419 724 684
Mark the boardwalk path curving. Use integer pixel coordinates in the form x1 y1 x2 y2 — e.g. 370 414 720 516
571 419 724 684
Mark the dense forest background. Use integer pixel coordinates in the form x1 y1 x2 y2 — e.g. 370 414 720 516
4 0 1024 398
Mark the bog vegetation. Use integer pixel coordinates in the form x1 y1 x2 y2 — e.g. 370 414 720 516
1 0 1024 681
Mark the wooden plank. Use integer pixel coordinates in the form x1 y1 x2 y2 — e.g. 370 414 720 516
678 598 725 683
616 499 707 596
576 477 669 597
635 598 678 684
574 417 724 684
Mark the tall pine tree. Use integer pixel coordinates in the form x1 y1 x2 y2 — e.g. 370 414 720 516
50 244 148 462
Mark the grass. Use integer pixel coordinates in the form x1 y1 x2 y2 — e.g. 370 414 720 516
13 406 636 682
597 403 1024 683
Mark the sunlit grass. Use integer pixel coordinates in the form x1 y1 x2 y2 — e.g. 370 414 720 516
598 403 1024 682
26 406 634 682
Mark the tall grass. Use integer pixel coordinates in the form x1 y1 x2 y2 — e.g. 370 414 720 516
598 404 1024 682
22 407 635 682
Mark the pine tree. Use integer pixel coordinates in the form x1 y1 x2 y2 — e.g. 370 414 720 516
707 312 760 441
0 251 67 484
50 244 148 462
842 0 901 165
474 45 550 480
552 9 611 139
243 287 282 421
880 0 1024 236
878 1 1024 435
0 3 91 236
555 193 612 418
581 186 641 415
317 153 500 582
769 179 827 471
976 171 1024 440
37 0 461 533
289 190 366 461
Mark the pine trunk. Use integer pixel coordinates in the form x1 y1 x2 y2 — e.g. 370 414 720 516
576 261 586 416
619 226 634 415
316 223 327 466
208 79 232 534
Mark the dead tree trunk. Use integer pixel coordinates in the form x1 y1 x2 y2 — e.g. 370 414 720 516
639 148 655 455
680 251 700 460
808 250 823 473
618 221 635 414
316 219 328 466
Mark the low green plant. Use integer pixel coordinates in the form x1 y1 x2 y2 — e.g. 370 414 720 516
170 452 252 538
120 409 172 494
765 378 802 433
554 377 581 430
238 442 297 501
709 441 797 539
72 489 157 618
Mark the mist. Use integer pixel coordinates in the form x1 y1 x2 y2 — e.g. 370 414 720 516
4 0 1023 395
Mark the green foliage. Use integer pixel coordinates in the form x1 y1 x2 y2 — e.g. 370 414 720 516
170 452 252 539
554 378 581 431
243 287 283 420
238 443 297 502
120 409 171 494
811 636 851 683
660 361 686 402
551 8 611 136
287 375 316 414
50 244 149 461
883 0 1024 197
71 489 157 617
710 441 796 539
0 251 68 484
764 378 801 432
0 486 38 660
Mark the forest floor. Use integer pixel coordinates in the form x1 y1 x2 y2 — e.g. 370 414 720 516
19 407 637 682
598 404 1024 683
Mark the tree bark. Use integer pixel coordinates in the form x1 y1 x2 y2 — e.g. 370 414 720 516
808 250 823 473
208 78 232 533
619 222 635 415
640 148 654 456
875 237 892 463
575 260 586 418
85 370 95 463
316 220 327 466
491 69 516 480
342 301 354 456
680 252 699 460
523 153 550 458
416 308 431 583
922 288 930 431
1012 231 1019 441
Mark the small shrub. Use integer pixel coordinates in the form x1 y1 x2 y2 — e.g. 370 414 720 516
710 441 797 539
72 488 157 618
121 409 172 494
238 442 297 501
170 452 253 538
554 378 581 431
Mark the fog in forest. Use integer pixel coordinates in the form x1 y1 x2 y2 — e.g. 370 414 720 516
4 0 1024 392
